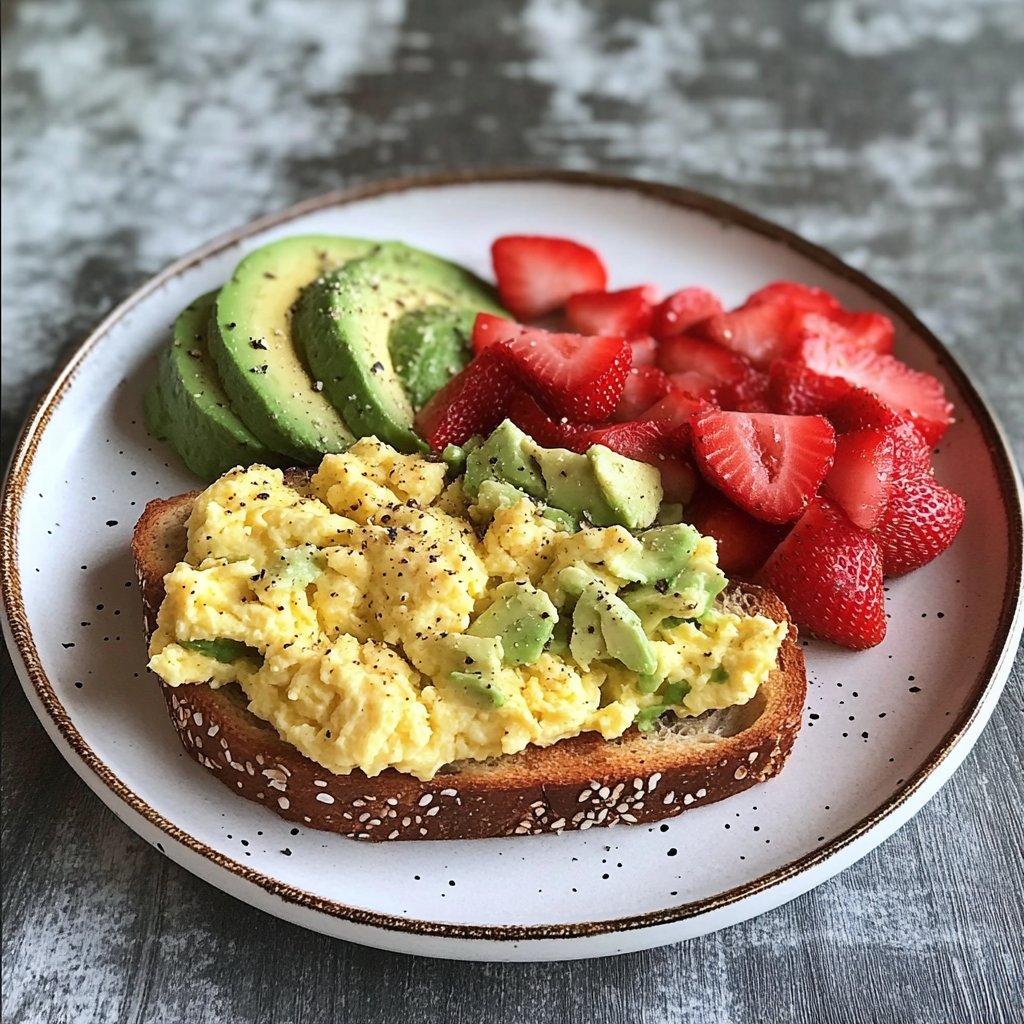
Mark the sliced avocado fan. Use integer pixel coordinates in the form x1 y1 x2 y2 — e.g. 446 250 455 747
210 235 376 463
292 241 506 453
144 292 278 479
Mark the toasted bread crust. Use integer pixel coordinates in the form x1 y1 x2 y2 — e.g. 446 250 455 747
132 477 806 841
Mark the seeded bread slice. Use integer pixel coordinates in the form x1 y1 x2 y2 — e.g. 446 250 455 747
132 480 806 841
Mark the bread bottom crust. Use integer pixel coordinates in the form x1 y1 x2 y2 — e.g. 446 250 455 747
159 611 804 841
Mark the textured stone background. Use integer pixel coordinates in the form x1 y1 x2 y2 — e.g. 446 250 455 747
2 1 1022 1022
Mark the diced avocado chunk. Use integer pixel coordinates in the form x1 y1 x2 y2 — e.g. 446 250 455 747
663 680 692 705
595 588 658 676
146 293 279 479
535 447 619 527
621 563 728 633
540 506 578 533
545 614 573 657
180 638 262 664
613 524 700 585
656 502 685 525
587 444 662 530
569 583 607 669
389 306 474 410
441 444 468 474
552 565 606 604
210 235 374 462
468 581 557 666
448 671 507 708
470 479 531 519
292 242 505 452
267 544 324 588
636 705 671 733
635 682 692 732
464 420 546 501
440 634 506 708
570 581 657 675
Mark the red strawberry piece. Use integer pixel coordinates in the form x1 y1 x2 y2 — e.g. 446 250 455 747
796 310 895 355
823 429 895 530
798 336 954 443
767 361 852 416
469 313 631 422
722 368 771 412
744 281 842 316
886 418 933 478
657 334 751 383
491 235 607 320
666 371 720 403
684 488 788 577
505 390 585 450
826 386 901 432
700 301 800 369
691 410 836 524
471 310 513 355
872 474 965 576
629 335 658 367
577 418 669 463
641 388 713 454
565 286 657 337
415 347 512 450
757 498 886 649
612 366 671 422
650 287 723 340
657 456 699 504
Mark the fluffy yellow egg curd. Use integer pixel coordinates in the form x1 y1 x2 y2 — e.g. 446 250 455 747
148 439 786 781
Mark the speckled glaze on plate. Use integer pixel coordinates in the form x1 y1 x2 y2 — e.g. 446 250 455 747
3 172 1022 962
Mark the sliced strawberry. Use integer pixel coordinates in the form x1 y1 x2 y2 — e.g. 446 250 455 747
886 419 933 478
566 286 656 337
650 287 723 340
470 314 631 422
684 488 788 577
612 366 671 422
823 429 895 530
629 335 658 367
826 386 902 432
700 301 799 369
872 474 965 576
577 418 669 463
657 334 751 384
657 456 699 504
767 361 851 416
491 235 607 320
415 347 512 449
691 410 836 524
798 336 954 443
505 391 584 450
797 310 894 355
723 369 771 412
757 498 886 649
641 389 713 454
745 281 841 316
471 310 512 355
666 371 719 403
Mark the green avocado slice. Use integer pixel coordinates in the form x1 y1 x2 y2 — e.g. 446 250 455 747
210 235 376 463
292 242 506 453
389 306 475 410
144 293 279 479
180 638 262 665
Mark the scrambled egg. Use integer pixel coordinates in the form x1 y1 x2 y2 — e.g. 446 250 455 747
148 438 785 780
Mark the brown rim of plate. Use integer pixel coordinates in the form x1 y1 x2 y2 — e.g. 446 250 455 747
2 169 1022 944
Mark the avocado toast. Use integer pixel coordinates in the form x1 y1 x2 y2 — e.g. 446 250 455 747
133 463 805 841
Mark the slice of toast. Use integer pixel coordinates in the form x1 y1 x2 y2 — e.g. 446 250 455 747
132 478 806 841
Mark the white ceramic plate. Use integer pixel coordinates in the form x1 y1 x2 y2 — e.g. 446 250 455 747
3 172 1022 961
